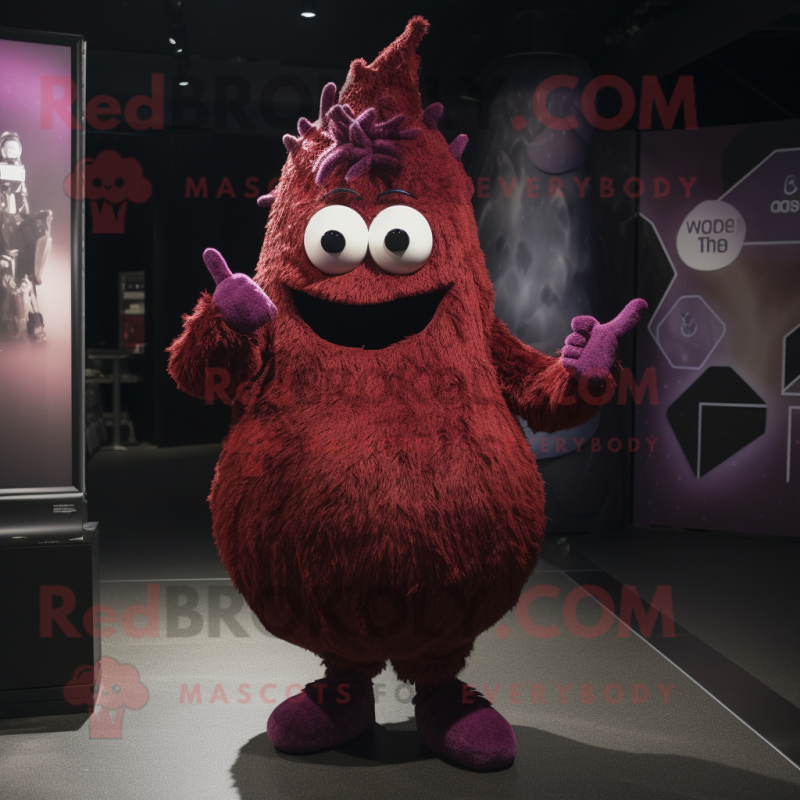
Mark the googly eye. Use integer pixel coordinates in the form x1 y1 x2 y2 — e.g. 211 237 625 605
368 205 433 275
303 205 369 275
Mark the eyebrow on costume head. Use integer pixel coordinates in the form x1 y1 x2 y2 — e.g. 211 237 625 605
377 189 415 199
322 188 363 200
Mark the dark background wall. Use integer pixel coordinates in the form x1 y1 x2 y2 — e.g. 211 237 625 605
4 0 800 449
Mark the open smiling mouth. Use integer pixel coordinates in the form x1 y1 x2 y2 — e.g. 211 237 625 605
287 286 450 350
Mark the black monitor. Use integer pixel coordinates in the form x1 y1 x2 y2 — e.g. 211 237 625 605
0 27 86 541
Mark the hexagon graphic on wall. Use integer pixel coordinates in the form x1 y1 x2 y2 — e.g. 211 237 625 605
782 322 800 395
655 295 726 370
667 367 767 478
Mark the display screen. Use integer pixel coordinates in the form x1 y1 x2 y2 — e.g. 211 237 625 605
633 123 800 536
0 35 79 492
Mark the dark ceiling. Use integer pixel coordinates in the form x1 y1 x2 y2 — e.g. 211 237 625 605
2 0 799 126
0 1 796 70
6 1 646 68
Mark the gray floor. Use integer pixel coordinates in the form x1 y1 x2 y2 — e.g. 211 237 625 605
1 446 798 798
572 527 800 710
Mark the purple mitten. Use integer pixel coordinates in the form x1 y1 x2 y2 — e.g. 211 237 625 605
204 248 277 334
561 298 648 380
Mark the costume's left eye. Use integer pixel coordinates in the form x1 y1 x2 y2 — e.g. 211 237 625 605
303 205 369 275
368 206 432 274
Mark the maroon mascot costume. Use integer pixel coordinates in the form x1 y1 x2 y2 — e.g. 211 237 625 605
168 17 646 770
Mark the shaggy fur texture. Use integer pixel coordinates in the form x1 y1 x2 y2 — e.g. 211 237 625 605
167 17 621 685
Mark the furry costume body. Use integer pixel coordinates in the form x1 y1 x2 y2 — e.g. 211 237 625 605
168 18 624 685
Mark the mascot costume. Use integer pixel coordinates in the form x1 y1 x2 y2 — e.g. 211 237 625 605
168 17 646 770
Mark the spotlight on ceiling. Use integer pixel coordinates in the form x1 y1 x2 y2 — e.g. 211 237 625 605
179 81 189 87
169 37 176 44
301 11 316 18
176 48 183 53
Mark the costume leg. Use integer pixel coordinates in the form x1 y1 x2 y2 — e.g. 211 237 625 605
266 654 385 754
391 638 474 687
393 639 517 770
321 653 386 680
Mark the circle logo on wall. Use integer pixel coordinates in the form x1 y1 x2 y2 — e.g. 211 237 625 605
676 199 746 271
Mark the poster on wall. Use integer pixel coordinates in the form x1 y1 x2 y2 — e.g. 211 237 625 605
634 122 800 536
0 29 84 511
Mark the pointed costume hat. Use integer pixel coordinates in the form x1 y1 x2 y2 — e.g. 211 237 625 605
259 17 468 208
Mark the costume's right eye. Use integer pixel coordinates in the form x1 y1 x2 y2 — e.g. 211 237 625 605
303 205 368 275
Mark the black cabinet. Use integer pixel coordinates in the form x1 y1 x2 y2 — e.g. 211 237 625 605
0 525 100 718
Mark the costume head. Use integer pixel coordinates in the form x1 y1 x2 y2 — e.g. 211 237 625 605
254 17 494 348
0 132 22 162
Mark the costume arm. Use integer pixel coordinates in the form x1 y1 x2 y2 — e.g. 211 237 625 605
489 316 618 434
166 291 268 402
17 184 30 217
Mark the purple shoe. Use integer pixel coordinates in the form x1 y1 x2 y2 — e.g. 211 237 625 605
414 680 516 770
266 670 375 754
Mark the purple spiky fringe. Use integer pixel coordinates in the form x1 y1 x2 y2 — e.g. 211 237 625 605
281 84 467 171
449 134 468 160
282 134 301 154
319 82 338 120
314 104 420 185
423 103 443 129
283 83 338 154
257 192 277 208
